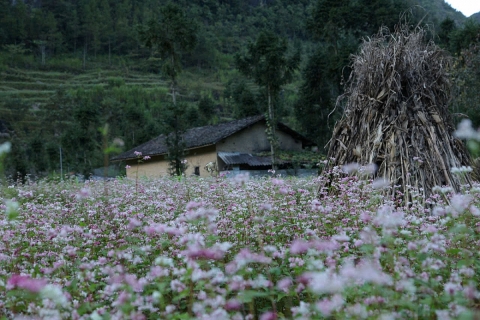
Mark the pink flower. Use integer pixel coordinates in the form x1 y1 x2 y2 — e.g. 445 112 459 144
125 165 131 169
277 277 292 292
279 187 288 195
170 279 186 292
143 156 151 160
316 294 344 316
271 178 284 186
260 311 277 320
290 239 310 255
444 282 461 296
184 246 225 260
127 218 142 230
112 290 131 307
225 299 242 311
76 187 91 199
134 151 142 156
7 274 48 293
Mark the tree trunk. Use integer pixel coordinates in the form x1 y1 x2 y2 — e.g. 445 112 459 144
40 45 46 66
83 42 87 70
172 83 177 105
268 86 276 170
171 56 177 106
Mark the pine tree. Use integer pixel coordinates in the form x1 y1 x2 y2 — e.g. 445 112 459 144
138 3 198 176
235 30 300 169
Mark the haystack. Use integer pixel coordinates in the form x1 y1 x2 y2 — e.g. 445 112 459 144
323 26 473 201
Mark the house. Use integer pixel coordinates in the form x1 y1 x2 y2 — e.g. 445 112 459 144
112 115 316 178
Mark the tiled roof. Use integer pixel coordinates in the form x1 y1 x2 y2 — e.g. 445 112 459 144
218 152 272 166
112 115 315 161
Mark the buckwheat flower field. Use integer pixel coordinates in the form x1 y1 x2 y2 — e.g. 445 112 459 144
1 169 480 319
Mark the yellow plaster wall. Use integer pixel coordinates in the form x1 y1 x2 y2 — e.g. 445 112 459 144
125 145 218 178
124 123 303 179
184 145 218 177
125 156 169 179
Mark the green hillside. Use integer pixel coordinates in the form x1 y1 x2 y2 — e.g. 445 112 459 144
0 0 479 179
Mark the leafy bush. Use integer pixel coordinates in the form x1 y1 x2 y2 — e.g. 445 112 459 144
106 77 125 88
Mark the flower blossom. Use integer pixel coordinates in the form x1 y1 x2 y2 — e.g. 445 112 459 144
454 119 480 140
7 275 48 293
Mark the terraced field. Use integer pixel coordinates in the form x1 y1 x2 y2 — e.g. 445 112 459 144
0 68 170 106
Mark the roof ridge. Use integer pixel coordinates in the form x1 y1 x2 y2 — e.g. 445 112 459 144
111 114 315 162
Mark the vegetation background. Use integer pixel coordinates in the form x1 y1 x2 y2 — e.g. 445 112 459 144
0 0 479 179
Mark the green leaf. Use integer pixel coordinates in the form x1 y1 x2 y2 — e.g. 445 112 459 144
457 259 472 268
416 252 428 262
275 292 289 302
238 290 270 303
359 244 374 254
77 303 91 315
458 310 474 320
269 267 281 276
446 248 460 256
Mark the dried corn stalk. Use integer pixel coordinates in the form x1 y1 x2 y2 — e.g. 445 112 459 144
323 25 473 202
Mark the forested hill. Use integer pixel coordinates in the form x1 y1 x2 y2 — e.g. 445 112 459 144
0 0 471 59
0 0 479 179
472 12 480 23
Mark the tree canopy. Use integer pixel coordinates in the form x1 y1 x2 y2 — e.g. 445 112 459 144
0 0 479 177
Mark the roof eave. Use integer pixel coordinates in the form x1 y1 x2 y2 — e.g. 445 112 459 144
111 143 217 162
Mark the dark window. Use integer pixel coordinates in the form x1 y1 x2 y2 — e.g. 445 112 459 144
194 166 200 176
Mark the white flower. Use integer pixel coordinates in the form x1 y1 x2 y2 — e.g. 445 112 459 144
362 163 377 175
451 166 473 174
340 260 392 285
0 141 11 155
5 200 19 220
250 274 270 289
308 272 345 294
345 303 368 319
435 310 452 320
291 301 311 317
40 284 68 307
5 200 18 211
342 162 360 174
470 205 480 216
372 177 390 190
432 186 454 194
152 291 162 302
374 205 405 230
155 256 174 267
232 173 249 185
214 242 232 252
454 119 480 140
449 194 472 215
165 305 176 314
332 232 350 242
